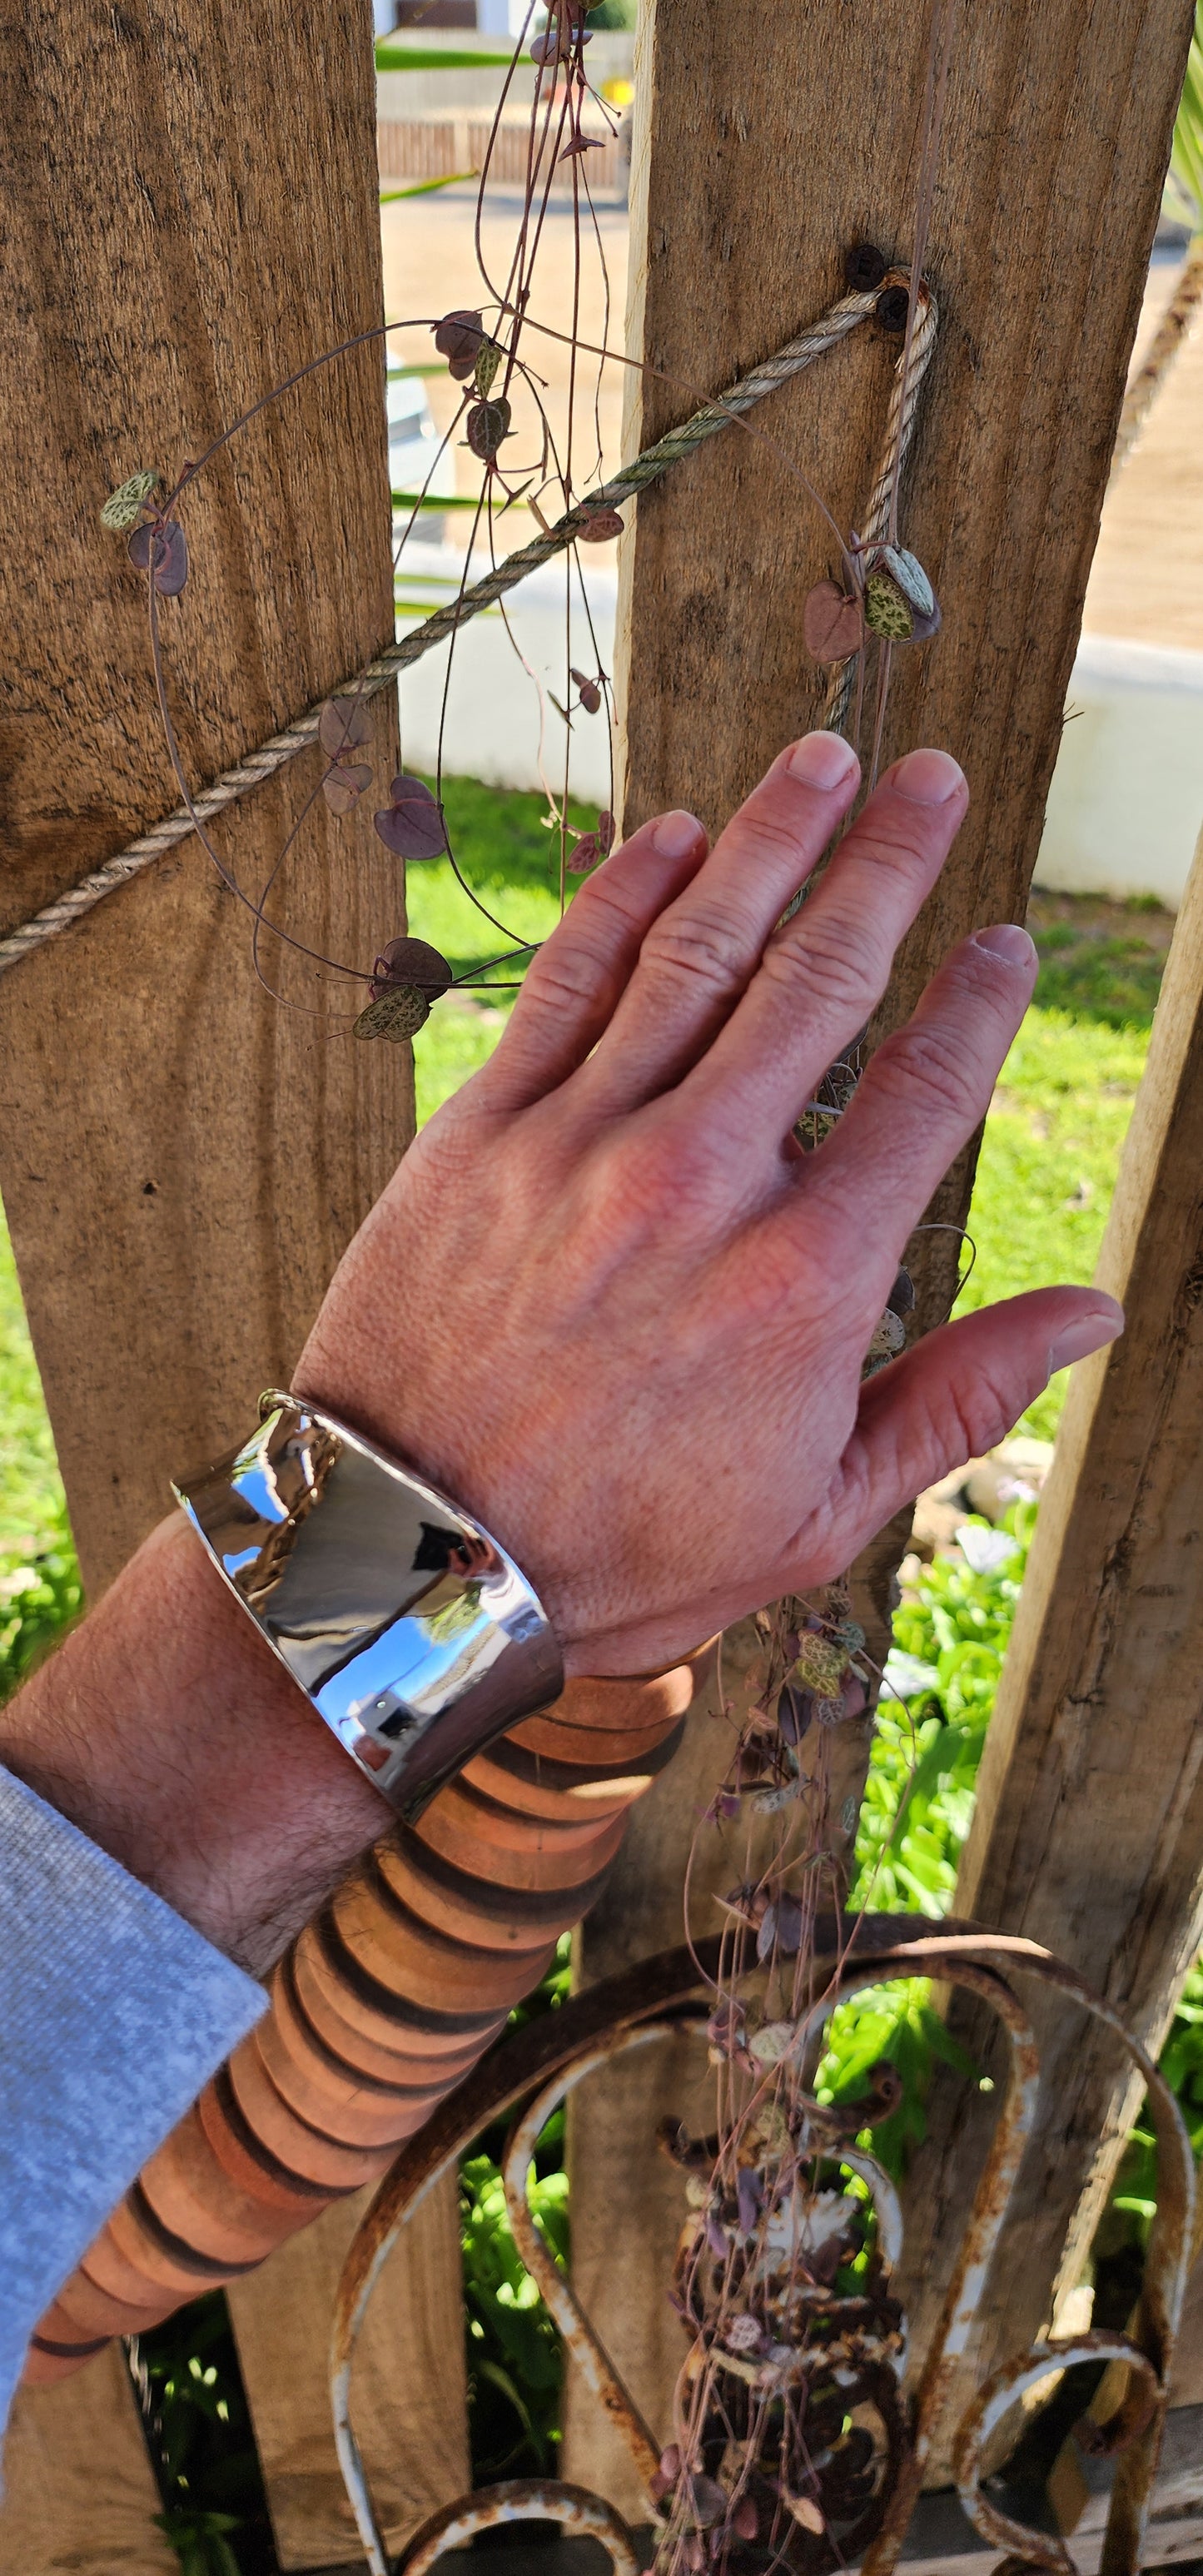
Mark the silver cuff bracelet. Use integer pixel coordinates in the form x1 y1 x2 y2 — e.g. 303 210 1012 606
172 1390 564 1817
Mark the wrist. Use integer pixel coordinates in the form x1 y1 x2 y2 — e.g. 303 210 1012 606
0 1514 385 1977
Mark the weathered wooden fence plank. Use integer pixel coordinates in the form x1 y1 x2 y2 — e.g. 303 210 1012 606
0 0 411 1594
0 0 467 2557
226 2179 469 2570
0 2346 175 2576
896 814 1203 2464
564 0 1196 2507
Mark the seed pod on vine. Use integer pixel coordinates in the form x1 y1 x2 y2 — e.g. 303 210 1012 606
370 935 452 1003
433 308 485 380
353 983 430 1042
466 396 512 461
101 469 160 530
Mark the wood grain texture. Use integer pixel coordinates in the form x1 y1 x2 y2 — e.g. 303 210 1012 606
0 2345 175 2575
0 0 466 2559
226 2177 470 2569
895 820 1203 2466
614 0 1195 1336
569 0 1197 2502
0 0 412 1592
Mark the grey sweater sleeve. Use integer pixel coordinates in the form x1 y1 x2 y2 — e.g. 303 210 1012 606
0 1766 266 2424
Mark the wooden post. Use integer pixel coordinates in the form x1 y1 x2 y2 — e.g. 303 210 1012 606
895 815 1203 2464
226 2184 469 2569
0 0 410 1594
564 0 1196 2508
0 0 467 2556
0 2350 175 2576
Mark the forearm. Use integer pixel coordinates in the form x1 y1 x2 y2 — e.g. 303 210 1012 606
0 1512 385 1977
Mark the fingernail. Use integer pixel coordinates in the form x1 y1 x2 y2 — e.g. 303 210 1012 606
890 747 965 804
785 731 860 790
1048 1304 1124 1373
652 809 703 857
973 922 1036 970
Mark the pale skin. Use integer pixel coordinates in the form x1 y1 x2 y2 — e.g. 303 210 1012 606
0 734 1122 1975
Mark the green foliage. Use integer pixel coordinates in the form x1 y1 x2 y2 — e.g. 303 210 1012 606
1100 1959 1203 2260
1030 919 1166 1029
851 1506 1034 1917
1170 1 1203 226
0 1507 82 1706
132 2294 276 2576
375 42 515 68
407 772 593 1127
461 2148 569 2477
814 1510 1036 2173
459 1935 573 2479
953 1007 1147 1440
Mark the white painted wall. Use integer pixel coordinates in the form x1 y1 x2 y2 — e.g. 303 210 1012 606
1034 635 1203 909
397 545 1203 906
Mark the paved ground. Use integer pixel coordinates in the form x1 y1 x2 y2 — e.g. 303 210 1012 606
380 190 1202 651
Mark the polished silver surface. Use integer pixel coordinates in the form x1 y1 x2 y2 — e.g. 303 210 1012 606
173 1392 563 1816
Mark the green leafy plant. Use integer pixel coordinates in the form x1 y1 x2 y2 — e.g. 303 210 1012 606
0 1508 82 1706
129 2294 276 2576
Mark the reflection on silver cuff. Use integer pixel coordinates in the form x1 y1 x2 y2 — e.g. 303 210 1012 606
172 1390 564 1818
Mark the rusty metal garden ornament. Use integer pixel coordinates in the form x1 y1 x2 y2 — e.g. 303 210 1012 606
330 1921 1194 2576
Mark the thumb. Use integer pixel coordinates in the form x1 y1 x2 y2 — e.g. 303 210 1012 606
834 1287 1124 1544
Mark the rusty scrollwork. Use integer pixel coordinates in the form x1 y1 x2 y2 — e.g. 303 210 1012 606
330 1915 1194 2576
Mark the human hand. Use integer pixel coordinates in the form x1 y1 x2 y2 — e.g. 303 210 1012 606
297 734 1121 1677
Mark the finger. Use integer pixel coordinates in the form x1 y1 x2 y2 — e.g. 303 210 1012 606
802 921 1036 1242
662 747 969 1156
568 730 862 1118
474 809 707 1113
818 1290 1123 1563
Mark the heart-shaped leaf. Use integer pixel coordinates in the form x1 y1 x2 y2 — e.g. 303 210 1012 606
866 541 935 619
474 338 503 398
319 695 373 758
598 808 615 853
466 398 511 461
101 469 160 530
373 775 449 861
322 763 373 815
863 570 914 640
370 934 452 1002
127 519 189 594
353 984 430 1042
803 578 863 662
567 833 600 874
433 309 484 381
577 505 624 543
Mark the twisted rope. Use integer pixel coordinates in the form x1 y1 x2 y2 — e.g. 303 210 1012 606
823 278 939 735
0 276 936 980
